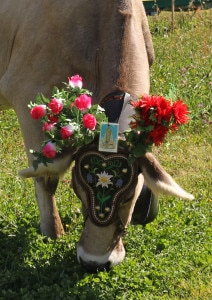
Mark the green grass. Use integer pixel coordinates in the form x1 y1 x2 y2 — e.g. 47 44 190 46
0 9 212 300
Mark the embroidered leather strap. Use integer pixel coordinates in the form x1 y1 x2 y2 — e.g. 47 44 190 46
73 145 138 226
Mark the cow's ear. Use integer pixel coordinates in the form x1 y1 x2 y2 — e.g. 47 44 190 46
136 153 194 200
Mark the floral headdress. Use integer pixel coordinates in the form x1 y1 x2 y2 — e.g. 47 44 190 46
29 75 189 169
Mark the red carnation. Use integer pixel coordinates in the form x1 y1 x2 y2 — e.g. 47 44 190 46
133 95 158 112
154 96 172 123
148 125 169 146
172 100 189 125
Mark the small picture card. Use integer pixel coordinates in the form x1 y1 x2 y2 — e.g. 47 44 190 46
99 122 119 153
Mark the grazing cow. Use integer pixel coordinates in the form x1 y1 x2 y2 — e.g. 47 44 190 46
0 0 193 272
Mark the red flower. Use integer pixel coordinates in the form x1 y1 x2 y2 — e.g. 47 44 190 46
170 123 179 132
48 115 59 123
154 96 172 123
148 125 169 146
42 123 55 132
42 142 57 158
60 125 74 139
131 95 172 125
129 119 139 130
131 94 153 109
30 105 46 119
83 114 97 130
75 94 92 112
132 95 157 112
172 100 189 124
48 98 63 115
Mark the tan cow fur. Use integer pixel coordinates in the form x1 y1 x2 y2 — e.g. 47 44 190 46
0 0 154 239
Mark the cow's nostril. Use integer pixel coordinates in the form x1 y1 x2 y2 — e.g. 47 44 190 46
79 257 111 273
106 261 111 270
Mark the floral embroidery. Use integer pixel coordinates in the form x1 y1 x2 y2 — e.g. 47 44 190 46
116 179 123 188
76 149 137 225
96 171 113 188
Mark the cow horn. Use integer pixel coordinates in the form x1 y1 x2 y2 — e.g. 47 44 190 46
18 151 73 178
136 152 194 200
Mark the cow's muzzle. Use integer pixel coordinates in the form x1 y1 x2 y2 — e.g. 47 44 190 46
79 257 111 273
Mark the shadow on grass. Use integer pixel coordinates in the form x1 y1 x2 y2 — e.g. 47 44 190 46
0 218 102 299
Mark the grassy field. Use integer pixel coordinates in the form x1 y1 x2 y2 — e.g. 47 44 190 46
0 9 211 300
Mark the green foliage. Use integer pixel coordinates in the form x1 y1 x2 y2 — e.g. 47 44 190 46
0 10 211 300
149 10 212 130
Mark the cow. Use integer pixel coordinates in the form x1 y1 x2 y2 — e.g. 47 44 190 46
0 0 193 272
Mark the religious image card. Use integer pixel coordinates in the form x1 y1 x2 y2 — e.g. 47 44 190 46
98 122 119 153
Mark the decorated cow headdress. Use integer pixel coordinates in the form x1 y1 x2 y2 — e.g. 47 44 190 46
28 75 189 169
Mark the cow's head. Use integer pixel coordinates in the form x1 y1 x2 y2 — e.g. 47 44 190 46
72 145 141 272
19 140 194 272
71 144 194 272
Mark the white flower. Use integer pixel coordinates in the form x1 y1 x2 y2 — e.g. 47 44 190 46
96 171 113 188
99 213 105 218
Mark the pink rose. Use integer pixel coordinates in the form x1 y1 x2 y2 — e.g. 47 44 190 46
83 114 97 130
42 122 55 132
48 98 63 115
42 141 57 158
68 74 83 89
75 94 92 112
60 125 74 139
30 105 46 119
